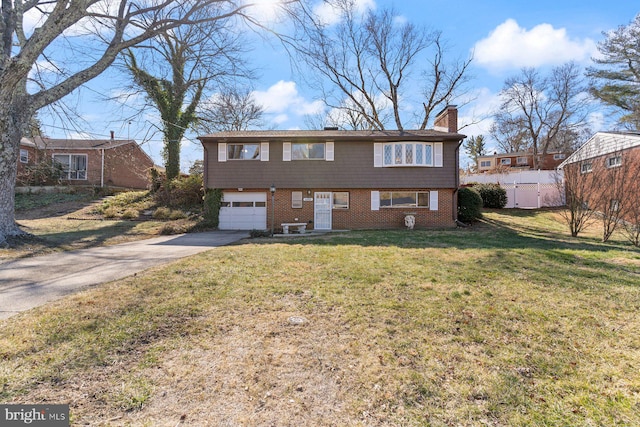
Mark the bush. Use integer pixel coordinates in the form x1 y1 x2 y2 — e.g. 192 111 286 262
249 229 272 238
121 209 139 219
474 183 508 208
152 207 172 220
203 188 223 228
458 187 483 223
154 175 204 209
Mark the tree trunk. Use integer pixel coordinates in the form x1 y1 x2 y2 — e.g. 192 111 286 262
0 95 31 243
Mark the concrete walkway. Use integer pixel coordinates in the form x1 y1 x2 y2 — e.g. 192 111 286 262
0 231 248 320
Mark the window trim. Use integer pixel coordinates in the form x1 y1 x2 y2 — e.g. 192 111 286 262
382 142 434 167
581 162 593 174
379 191 430 209
227 143 261 160
20 149 29 163
52 153 88 180
480 160 492 168
553 153 566 160
291 191 303 209
500 158 512 165
332 192 349 210
516 156 528 165
291 142 325 160
607 155 622 168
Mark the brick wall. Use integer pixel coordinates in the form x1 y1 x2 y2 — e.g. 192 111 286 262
235 187 457 230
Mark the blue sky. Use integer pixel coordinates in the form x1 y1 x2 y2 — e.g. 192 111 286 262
37 0 640 171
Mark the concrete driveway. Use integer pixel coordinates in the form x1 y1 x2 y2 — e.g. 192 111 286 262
0 231 248 320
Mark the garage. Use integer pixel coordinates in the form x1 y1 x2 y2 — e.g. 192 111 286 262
218 192 267 230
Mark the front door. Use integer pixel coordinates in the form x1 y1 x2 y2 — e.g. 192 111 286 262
314 192 332 230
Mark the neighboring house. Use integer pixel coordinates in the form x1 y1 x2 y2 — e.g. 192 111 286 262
198 106 465 231
558 131 640 222
477 151 567 173
18 134 155 189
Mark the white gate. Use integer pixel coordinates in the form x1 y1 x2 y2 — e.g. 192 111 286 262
314 192 332 230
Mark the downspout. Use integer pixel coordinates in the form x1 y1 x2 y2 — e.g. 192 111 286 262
453 138 464 223
101 148 105 188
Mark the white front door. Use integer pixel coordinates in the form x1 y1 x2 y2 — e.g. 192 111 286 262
314 192 332 230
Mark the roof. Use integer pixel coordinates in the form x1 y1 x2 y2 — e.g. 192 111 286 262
558 131 640 168
21 136 137 150
198 129 466 142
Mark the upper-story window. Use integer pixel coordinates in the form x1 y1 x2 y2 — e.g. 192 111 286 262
383 142 433 167
228 144 260 160
581 162 592 174
607 155 622 168
292 143 325 160
20 149 29 163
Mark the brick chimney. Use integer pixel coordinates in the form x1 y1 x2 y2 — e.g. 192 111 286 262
110 130 115 140
433 105 458 133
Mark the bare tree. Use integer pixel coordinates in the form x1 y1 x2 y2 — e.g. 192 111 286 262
197 87 264 132
125 7 251 180
0 0 260 243
288 0 471 130
491 63 590 168
555 163 598 237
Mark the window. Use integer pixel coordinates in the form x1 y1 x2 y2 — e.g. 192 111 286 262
227 144 260 160
383 142 433 166
480 160 492 168
516 157 528 165
610 199 620 212
333 192 349 209
20 149 28 163
581 162 592 174
500 158 511 165
553 153 566 160
292 191 303 209
607 156 622 168
292 143 325 160
53 154 87 180
380 191 429 208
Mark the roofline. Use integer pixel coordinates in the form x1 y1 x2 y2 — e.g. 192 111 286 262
198 130 466 144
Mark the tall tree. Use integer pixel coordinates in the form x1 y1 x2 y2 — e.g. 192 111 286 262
289 0 471 130
463 135 486 172
197 87 264 132
125 9 249 179
491 63 590 168
586 14 640 130
0 0 255 243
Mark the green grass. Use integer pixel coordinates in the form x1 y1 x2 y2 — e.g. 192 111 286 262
14 190 95 211
1 209 639 425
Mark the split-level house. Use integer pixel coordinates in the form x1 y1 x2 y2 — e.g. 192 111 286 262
198 106 466 231
558 131 640 223
18 134 155 189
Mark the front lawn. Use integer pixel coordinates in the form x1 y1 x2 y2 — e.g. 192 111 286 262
1 209 639 425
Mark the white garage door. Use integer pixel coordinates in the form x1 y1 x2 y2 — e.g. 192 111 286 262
219 192 267 230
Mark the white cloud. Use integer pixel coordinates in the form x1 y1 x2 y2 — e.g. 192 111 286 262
313 0 376 26
474 19 597 70
252 81 324 126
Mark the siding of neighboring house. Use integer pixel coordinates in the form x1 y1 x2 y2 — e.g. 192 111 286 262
200 115 464 231
17 137 155 189
559 132 640 224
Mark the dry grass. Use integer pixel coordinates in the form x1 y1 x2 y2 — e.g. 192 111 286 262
1 209 639 426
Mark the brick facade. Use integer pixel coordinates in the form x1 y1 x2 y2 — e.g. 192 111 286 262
17 137 154 189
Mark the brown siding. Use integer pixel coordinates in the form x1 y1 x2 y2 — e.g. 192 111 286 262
203 139 459 190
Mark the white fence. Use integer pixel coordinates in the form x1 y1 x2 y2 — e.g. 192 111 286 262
461 170 564 209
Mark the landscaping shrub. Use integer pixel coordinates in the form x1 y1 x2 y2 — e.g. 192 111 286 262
474 183 508 208
203 188 223 228
154 175 204 209
152 207 172 220
457 187 483 223
249 229 271 238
